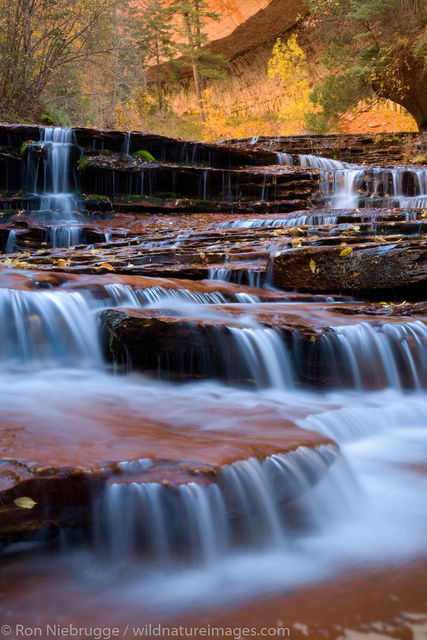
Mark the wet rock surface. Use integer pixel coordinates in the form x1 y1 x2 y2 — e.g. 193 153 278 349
0 125 425 629
102 303 426 388
0 395 331 542
224 132 419 164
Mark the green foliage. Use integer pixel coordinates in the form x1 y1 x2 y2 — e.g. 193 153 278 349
85 194 111 202
41 113 55 126
133 150 157 162
307 0 427 131
127 0 176 111
77 157 90 172
19 141 29 156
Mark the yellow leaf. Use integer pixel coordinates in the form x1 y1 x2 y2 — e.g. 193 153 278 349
14 496 37 509
57 259 71 267
378 302 389 306
339 247 353 257
309 258 316 274
97 262 115 271
291 237 302 248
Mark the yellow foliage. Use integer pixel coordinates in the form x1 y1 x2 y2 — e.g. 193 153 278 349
201 89 284 142
114 87 157 131
267 35 317 135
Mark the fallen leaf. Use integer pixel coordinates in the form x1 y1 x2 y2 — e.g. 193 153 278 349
97 262 115 271
309 258 316 274
14 497 37 509
339 247 353 257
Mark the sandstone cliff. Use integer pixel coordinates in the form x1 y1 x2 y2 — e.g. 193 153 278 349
167 0 312 117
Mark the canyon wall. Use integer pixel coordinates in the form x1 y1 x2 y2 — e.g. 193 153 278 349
167 0 313 117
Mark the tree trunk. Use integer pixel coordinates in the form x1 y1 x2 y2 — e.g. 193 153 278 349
373 56 427 132
192 63 205 122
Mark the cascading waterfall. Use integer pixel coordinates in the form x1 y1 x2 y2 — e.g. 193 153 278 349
320 321 427 390
97 445 342 561
0 283 266 370
298 154 365 208
48 225 83 248
5 229 17 253
37 127 79 219
297 153 427 209
22 127 83 246
208 267 264 287
229 326 294 389
0 133 426 621
103 283 260 305
276 152 293 166
0 288 102 368
217 213 339 228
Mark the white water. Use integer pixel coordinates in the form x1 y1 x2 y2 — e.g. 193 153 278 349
49 225 83 248
0 134 426 621
5 229 17 253
1 376 426 617
37 127 79 219
209 267 264 287
98 444 339 561
22 127 82 244
297 154 427 209
276 152 293 165
0 284 425 392
217 213 339 228
0 277 425 614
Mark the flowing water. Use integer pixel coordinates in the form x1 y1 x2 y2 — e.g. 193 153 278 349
23 126 82 244
0 128 426 627
295 153 427 209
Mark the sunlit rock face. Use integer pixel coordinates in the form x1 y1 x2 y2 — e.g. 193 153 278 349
163 0 310 116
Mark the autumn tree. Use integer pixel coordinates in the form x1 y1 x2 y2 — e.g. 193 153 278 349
307 0 427 132
268 35 316 134
168 0 226 122
0 0 119 123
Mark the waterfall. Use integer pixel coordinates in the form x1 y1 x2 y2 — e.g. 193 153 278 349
122 132 131 155
298 154 427 209
209 268 232 281
49 225 83 248
229 327 295 388
5 229 17 253
0 288 102 368
37 127 79 219
276 152 293 166
217 213 339 228
96 445 342 561
320 321 427 390
208 268 264 287
104 283 260 305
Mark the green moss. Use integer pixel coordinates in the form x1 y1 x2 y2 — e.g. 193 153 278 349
19 141 30 156
77 157 90 172
41 113 55 126
134 150 157 162
85 194 111 202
